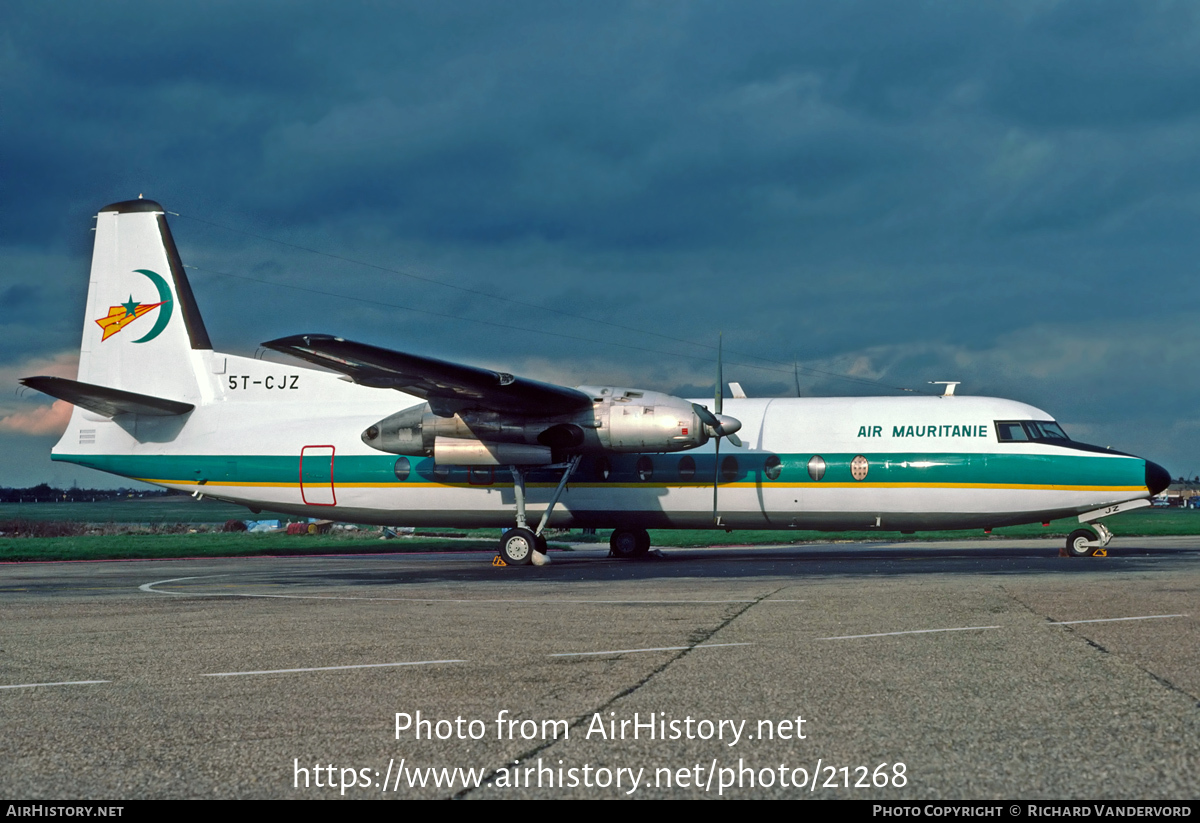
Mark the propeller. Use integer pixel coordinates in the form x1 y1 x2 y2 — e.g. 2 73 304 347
692 335 743 526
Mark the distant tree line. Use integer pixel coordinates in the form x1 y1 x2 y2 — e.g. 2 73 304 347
0 484 183 503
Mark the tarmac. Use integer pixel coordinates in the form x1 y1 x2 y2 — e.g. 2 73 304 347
1 537 1197 799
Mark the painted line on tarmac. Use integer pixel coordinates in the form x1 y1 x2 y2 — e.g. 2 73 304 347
139 576 218 594
817 625 1000 640
140 577 758 604
550 642 753 657
1050 614 1189 625
201 660 467 677
0 680 110 690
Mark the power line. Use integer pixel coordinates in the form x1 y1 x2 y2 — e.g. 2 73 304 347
184 266 907 391
177 212 928 394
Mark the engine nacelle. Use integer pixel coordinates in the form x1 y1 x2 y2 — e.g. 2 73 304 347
593 388 706 451
361 386 739 459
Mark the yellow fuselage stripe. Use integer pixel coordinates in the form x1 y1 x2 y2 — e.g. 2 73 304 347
139 477 1146 493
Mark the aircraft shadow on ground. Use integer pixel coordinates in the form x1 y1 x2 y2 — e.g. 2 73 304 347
257 545 1200 589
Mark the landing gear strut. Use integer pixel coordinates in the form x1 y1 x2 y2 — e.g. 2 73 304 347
498 455 581 566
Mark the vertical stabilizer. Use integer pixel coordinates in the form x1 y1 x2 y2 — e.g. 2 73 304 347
77 199 211 402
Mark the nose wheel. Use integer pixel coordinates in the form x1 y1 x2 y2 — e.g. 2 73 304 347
1064 523 1113 557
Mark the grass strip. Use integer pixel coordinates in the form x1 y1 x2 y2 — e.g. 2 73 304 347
2 509 1196 562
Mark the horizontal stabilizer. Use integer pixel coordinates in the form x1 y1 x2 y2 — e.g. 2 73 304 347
263 334 592 416
21 376 194 418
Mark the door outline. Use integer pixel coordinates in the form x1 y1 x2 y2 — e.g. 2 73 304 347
300 445 337 506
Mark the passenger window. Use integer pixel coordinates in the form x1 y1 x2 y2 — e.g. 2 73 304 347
595 457 611 481
433 464 451 480
764 455 782 481
393 457 410 481
678 455 696 481
721 456 739 483
636 456 654 481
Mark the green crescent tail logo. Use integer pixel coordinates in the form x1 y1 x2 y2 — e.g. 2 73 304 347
93 269 174 343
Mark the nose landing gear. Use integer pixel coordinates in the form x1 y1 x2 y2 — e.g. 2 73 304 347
1063 522 1113 558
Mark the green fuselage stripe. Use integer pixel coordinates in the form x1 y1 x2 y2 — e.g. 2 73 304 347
54 450 1147 490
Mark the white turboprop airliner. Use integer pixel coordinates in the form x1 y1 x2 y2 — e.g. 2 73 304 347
23 199 1171 565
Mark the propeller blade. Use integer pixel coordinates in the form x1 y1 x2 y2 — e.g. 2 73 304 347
727 432 743 448
712 435 721 526
715 333 723 416
692 402 720 430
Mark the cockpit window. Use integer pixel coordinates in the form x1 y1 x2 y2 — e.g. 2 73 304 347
995 422 1028 441
995 420 1070 442
1027 421 1069 440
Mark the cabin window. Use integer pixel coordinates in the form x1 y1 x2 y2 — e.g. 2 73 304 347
764 455 782 481
721 455 739 483
469 467 493 485
433 463 451 480
393 457 411 481
807 455 826 481
595 456 611 481
678 455 696 481
636 456 654 481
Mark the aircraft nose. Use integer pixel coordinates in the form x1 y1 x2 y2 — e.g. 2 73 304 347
1145 460 1171 496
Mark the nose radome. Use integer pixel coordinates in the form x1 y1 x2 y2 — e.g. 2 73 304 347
1145 460 1171 496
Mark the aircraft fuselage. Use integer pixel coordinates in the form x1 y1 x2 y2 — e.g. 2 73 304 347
52 350 1161 533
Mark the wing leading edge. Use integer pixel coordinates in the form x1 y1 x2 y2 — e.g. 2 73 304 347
262 334 592 416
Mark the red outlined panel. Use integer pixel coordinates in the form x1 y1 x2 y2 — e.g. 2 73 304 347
299 445 336 506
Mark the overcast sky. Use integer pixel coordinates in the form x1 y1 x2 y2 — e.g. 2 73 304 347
3 1 1199 487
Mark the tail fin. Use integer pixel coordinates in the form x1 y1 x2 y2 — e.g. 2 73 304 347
77 198 211 402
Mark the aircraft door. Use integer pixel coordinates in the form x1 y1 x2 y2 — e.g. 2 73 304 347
300 445 336 506
756 400 796 525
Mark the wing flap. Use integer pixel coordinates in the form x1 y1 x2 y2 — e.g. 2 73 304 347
20 376 194 418
262 334 592 416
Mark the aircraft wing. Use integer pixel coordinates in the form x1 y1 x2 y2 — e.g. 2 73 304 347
262 334 593 416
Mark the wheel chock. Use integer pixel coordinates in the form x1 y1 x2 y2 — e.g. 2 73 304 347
1092 548 1107 557
492 555 508 567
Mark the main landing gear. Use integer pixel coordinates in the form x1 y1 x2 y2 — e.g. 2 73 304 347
609 528 651 558
498 455 581 567
1064 522 1113 558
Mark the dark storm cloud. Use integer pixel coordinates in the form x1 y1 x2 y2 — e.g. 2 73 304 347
1 1 1198 482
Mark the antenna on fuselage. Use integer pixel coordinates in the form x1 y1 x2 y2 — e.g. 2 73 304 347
930 381 960 397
